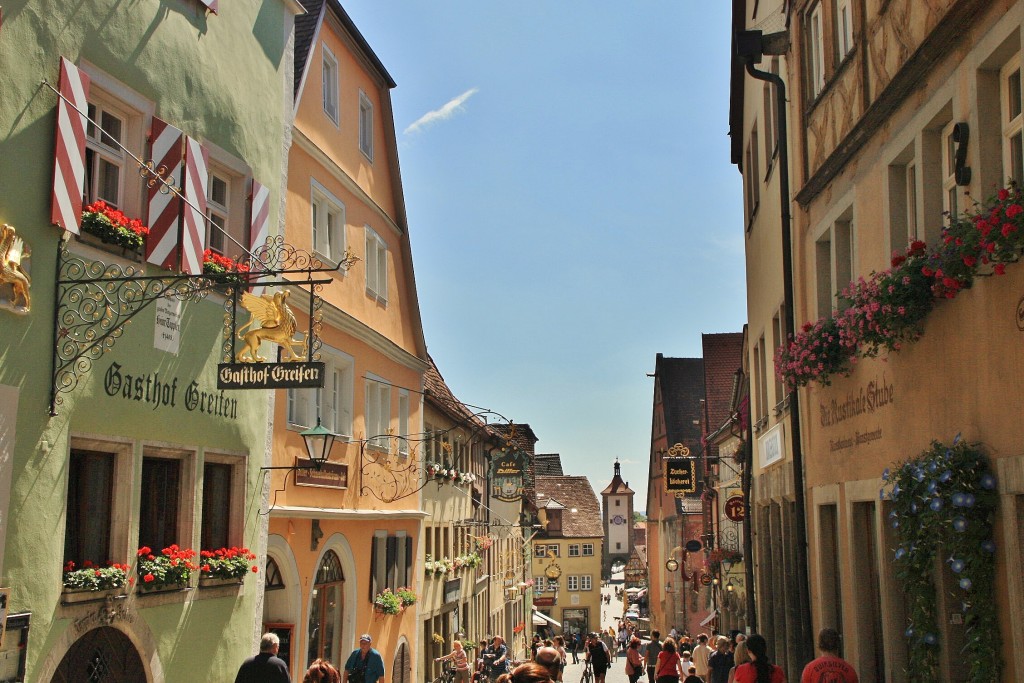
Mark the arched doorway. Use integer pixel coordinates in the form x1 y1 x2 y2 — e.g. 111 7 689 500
52 627 147 683
307 549 345 668
392 641 410 683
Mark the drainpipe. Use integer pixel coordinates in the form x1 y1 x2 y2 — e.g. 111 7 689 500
736 30 814 662
741 400 757 632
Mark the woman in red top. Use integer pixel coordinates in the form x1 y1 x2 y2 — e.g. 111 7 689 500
655 638 684 683
732 635 785 683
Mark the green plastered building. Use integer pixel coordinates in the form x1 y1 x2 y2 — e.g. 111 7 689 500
0 0 301 680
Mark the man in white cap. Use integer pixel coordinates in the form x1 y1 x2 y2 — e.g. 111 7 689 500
344 634 386 683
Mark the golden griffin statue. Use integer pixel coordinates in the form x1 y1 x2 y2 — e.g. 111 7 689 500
0 224 31 314
235 290 306 362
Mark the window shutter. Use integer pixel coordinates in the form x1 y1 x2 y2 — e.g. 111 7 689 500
180 136 208 274
380 385 391 447
372 532 387 599
404 535 413 587
365 229 377 294
145 117 184 269
51 57 90 234
386 535 398 591
249 178 270 293
379 241 388 300
365 381 373 443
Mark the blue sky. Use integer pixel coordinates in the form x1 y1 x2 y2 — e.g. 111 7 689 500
341 2 746 508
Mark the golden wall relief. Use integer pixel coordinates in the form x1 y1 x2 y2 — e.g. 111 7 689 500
0 224 31 315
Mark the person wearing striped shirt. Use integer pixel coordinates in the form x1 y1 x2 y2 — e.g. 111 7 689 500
437 640 472 683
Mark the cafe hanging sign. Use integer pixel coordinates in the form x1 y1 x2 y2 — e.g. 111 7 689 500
491 448 527 502
664 444 697 495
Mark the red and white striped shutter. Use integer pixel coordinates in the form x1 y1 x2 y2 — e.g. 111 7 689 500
249 179 270 293
199 0 219 14
145 117 184 269
181 136 209 275
50 57 90 234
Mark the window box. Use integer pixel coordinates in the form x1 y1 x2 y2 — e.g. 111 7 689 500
79 201 149 256
198 575 243 589
136 545 198 591
61 587 127 605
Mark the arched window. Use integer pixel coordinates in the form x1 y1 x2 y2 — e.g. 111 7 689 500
265 556 285 590
308 550 344 668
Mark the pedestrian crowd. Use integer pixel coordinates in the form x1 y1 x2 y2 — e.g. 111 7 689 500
232 626 857 683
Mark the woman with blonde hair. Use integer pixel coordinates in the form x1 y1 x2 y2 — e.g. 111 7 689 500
305 658 342 683
727 641 750 683
436 640 472 683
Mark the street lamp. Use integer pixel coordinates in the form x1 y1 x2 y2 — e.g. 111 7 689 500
726 580 735 593
300 416 337 470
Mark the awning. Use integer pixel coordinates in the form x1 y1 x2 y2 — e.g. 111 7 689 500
532 610 561 628
699 610 719 627
636 588 648 599
625 587 641 593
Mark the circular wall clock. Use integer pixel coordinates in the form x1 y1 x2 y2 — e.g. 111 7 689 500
545 563 562 579
611 515 625 525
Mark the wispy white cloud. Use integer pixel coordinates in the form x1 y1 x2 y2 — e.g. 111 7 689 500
404 88 479 135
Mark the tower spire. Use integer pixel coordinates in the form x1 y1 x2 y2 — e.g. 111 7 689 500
614 458 621 478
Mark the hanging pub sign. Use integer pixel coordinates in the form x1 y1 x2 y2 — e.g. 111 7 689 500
217 289 326 389
664 456 697 495
217 362 325 389
725 495 746 522
491 448 527 502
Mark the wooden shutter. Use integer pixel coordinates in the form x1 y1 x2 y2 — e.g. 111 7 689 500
180 136 208 275
371 532 387 599
404 535 413 587
51 57 90 234
249 178 270 293
145 117 184 269
386 535 397 591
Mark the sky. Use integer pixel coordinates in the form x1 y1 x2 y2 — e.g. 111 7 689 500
340 2 746 509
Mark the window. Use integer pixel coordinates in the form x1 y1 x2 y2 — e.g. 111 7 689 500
615 499 621 507
398 389 410 456
365 377 391 450
308 550 344 667
311 181 346 265
371 532 413 595
322 46 339 124
755 335 768 425
206 171 229 254
744 124 761 225
535 544 546 558
201 462 232 550
568 544 580 557
359 90 374 160
887 145 919 255
772 308 786 411
567 576 579 591
615 542 622 550
546 544 560 558
815 209 855 317
581 575 592 591
806 2 826 99
365 226 388 303
1003 59 1023 186
139 455 182 551
835 0 854 62
581 543 594 556
942 121 959 222
64 449 114 567
85 101 127 208
287 348 353 437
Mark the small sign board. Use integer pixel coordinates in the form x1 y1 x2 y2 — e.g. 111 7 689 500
534 596 555 607
444 577 462 604
684 540 703 553
491 449 527 502
725 495 746 522
700 573 713 586
154 297 182 354
217 362 325 390
295 460 348 489
664 458 697 495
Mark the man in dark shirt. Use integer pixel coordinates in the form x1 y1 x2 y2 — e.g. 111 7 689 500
643 630 662 682
486 636 509 683
234 633 290 683
706 636 734 683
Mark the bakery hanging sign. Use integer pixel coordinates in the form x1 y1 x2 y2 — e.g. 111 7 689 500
664 445 697 495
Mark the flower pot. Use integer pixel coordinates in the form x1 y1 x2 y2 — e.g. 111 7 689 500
61 587 126 605
199 575 243 588
138 581 189 594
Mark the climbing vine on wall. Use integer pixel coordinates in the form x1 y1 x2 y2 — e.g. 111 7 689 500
881 436 1000 683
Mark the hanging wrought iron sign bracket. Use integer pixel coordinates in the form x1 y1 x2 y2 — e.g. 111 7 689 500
49 233 350 415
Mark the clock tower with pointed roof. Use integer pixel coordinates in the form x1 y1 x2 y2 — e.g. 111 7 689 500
601 459 636 578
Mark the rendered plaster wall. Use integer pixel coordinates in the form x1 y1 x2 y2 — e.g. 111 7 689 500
0 0 295 679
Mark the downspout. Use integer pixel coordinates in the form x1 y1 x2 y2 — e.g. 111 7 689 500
741 52 814 658
741 398 757 632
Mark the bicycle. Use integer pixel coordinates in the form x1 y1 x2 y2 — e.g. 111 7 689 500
432 661 457 683
580 662 593 683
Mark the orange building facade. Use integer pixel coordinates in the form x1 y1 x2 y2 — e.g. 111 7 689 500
260 1 429 680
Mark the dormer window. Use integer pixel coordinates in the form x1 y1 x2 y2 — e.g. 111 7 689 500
546 509 562 533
